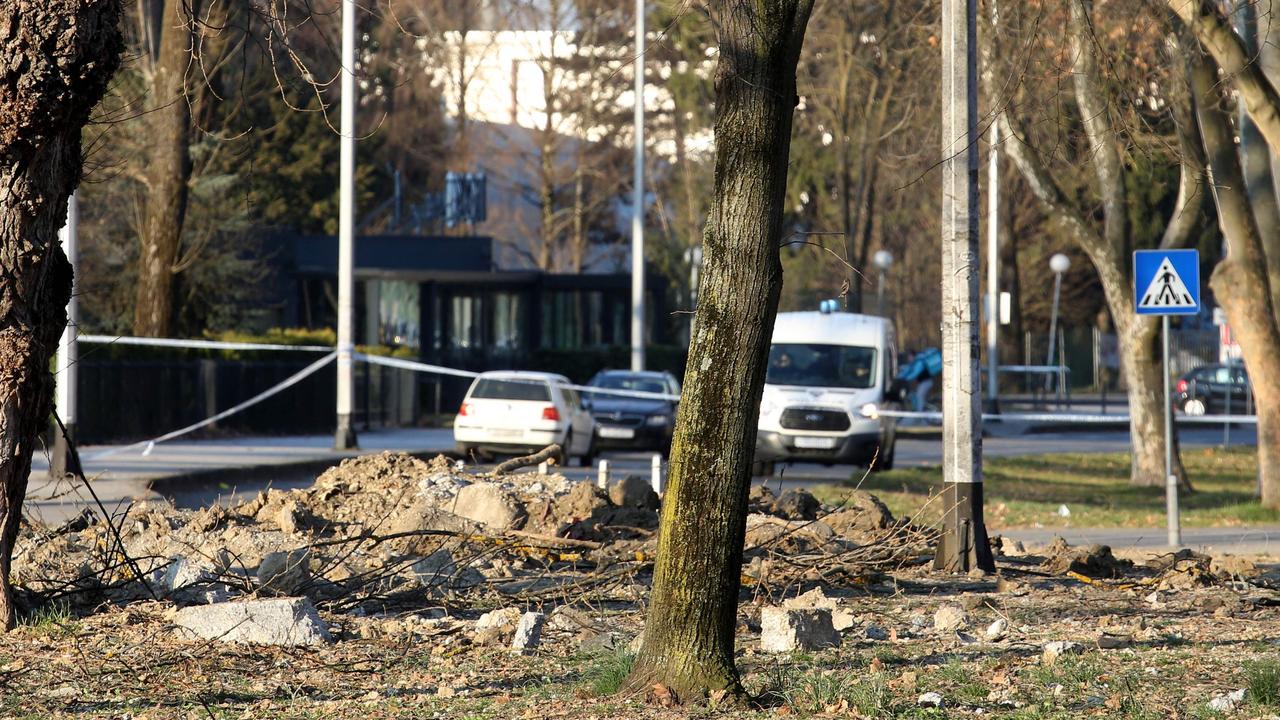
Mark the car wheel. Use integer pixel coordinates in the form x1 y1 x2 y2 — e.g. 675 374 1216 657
752 460 776 477
454 443 473 460
1183 397 1207 416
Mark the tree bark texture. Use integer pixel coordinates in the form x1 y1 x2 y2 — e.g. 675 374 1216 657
625 0 814 701
1235 1 1280 319
0 0 124 628
1189 49 1280 508
996 1 1187 486
133 0 194 337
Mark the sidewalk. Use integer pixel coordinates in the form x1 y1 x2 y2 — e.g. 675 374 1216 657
26 428 455 525
1004 526 1280 556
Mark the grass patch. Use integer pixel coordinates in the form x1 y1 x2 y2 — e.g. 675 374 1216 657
1246 659 1280 708
812 446 1271 528
578 649 635 697
20 599 77 635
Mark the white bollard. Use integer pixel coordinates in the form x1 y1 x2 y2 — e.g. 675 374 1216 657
597 459 610 489
538 460 549 475
651 454 663 495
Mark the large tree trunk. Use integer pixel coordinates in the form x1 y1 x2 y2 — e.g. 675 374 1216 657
133 0 194 337
0 0 123 629
1234 1 1280 317
625 0 814 701
1190 48 1280 507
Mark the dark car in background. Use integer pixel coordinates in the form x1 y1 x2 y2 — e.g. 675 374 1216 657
1173 363 1251 415
584 370 681 453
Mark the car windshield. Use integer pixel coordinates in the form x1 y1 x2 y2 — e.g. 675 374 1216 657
766 343 877 389
591 375 668 395
470 378 551 402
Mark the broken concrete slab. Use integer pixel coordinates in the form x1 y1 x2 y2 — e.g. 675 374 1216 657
173 597 331 646
933 604 968 633
511 611 545 653
760 607 840 653
257 549 311 596
452 483 528 529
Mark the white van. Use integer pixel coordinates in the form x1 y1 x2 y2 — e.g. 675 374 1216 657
754 310 898 474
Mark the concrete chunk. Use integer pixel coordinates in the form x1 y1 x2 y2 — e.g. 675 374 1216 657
760 607 840 653
510 611 545 653
174 597 332 646
257 549 311 596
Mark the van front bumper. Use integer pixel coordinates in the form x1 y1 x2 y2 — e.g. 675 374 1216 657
754 429 886 464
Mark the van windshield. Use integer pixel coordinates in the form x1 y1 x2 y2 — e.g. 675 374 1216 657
470 378 552 402
766 344 877 389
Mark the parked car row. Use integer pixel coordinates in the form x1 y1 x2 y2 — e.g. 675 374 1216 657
452 369 680 464
453 309 901 473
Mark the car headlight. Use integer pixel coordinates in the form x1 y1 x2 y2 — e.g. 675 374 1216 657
646 414 671 427
861 403 879 419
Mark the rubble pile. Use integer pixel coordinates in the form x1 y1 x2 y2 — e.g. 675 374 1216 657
13 452 919 647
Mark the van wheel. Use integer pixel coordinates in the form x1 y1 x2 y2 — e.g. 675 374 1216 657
870 441 895 472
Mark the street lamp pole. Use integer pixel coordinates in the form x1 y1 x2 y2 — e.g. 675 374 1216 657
51 192 79 479
334 0 358 450
629 0 646 372
873 250 893 316
1045 253 1070 394
936 0 993 573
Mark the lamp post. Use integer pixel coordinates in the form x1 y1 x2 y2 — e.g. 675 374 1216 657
334 0 358 450
629 0 646 372
872 249 893 316
1044 252 1070 394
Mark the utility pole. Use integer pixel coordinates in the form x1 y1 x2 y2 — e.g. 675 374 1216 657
935 0 994 573
51 193 79 479
630 0 646 371
334 0 358 450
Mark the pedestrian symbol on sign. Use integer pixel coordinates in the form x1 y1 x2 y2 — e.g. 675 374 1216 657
1138 258 1196 310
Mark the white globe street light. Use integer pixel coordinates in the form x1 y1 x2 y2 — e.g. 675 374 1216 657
1045 252 1071 395
873 250 893 315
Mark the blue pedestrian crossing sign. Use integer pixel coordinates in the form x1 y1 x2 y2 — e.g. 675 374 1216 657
1134 249 1200 316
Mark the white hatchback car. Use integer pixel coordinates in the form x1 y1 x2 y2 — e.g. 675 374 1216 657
453 371 596 464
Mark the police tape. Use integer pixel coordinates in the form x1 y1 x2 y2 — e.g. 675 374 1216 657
863 407 1258 424
79 334 332 353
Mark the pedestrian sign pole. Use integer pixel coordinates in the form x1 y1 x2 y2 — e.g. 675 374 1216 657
1134 249 1200 548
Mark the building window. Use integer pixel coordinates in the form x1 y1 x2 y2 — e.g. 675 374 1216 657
450 294 484 349
378 281 421 349
493 291 524 350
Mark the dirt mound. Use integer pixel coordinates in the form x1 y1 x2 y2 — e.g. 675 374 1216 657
1042 539 1133 579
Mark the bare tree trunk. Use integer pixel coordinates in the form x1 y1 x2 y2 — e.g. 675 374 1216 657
1237 1 1280 315
133 0 194 337
1190 48 1280 507
0 0 123 629
625 0 814 701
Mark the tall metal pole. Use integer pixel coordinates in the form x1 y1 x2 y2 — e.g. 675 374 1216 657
1164 316 1180 546
877 271 886 315
51 193 79 479
986 104 1000 412
935 0 993 573
1045 270 1062 392
984 0 1000 414
334 0 359 450
630 0 646 372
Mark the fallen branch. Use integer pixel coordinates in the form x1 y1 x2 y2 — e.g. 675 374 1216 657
493 444 562 475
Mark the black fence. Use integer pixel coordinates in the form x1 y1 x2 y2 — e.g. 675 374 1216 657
72 344 690 444
76 359 418 444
